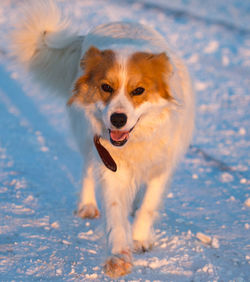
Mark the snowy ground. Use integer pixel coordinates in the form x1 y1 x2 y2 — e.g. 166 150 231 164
0 0 249 281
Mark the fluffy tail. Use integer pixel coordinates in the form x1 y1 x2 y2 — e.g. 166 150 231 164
11 0 83 98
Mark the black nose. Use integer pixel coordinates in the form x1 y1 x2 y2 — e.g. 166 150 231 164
110 113 127 128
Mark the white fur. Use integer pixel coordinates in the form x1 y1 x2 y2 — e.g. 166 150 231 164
11 0 83 97
11 0 195 277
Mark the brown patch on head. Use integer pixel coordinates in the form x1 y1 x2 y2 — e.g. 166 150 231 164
126 51 173 107
68 46 119 106
68 47 174 108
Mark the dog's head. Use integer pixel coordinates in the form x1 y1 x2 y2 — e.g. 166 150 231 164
68 46 174 147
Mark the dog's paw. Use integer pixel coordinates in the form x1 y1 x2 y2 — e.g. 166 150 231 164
76 203 100 219
104 251 133 278
133 239 154 253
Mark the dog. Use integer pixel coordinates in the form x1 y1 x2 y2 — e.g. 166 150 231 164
11 0 194 278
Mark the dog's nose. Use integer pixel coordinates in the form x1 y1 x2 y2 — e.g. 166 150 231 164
110 113 127 128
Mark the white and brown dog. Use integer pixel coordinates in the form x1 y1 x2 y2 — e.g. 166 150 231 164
11 0 194 278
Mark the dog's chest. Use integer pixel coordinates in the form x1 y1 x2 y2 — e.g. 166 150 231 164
101 135 168 180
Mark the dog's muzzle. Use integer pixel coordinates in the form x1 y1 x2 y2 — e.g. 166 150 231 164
109 112 130 146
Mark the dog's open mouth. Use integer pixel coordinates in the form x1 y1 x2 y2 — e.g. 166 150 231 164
109 127 134 147
109 130 129 146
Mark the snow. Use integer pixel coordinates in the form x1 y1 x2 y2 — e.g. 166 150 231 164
0 0 249 280
196 232 212 245
244 198 250 208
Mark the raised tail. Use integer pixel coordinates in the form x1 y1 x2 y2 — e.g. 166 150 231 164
11 0 83 98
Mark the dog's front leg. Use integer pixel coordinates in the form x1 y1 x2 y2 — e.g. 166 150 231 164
101 169 133 278
77 163 100 219
132 172 168 253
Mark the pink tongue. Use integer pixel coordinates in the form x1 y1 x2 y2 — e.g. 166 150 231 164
110 130 129 142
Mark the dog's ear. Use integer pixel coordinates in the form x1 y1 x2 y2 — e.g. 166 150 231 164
135 51 173 76
149 52 174 102
68 46 103 106
67 75 89 106
80 46 115 75
80 46 102 70
151 52 173 76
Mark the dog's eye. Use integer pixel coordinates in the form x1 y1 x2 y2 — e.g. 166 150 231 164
131 87 145 96
101 83 114 93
